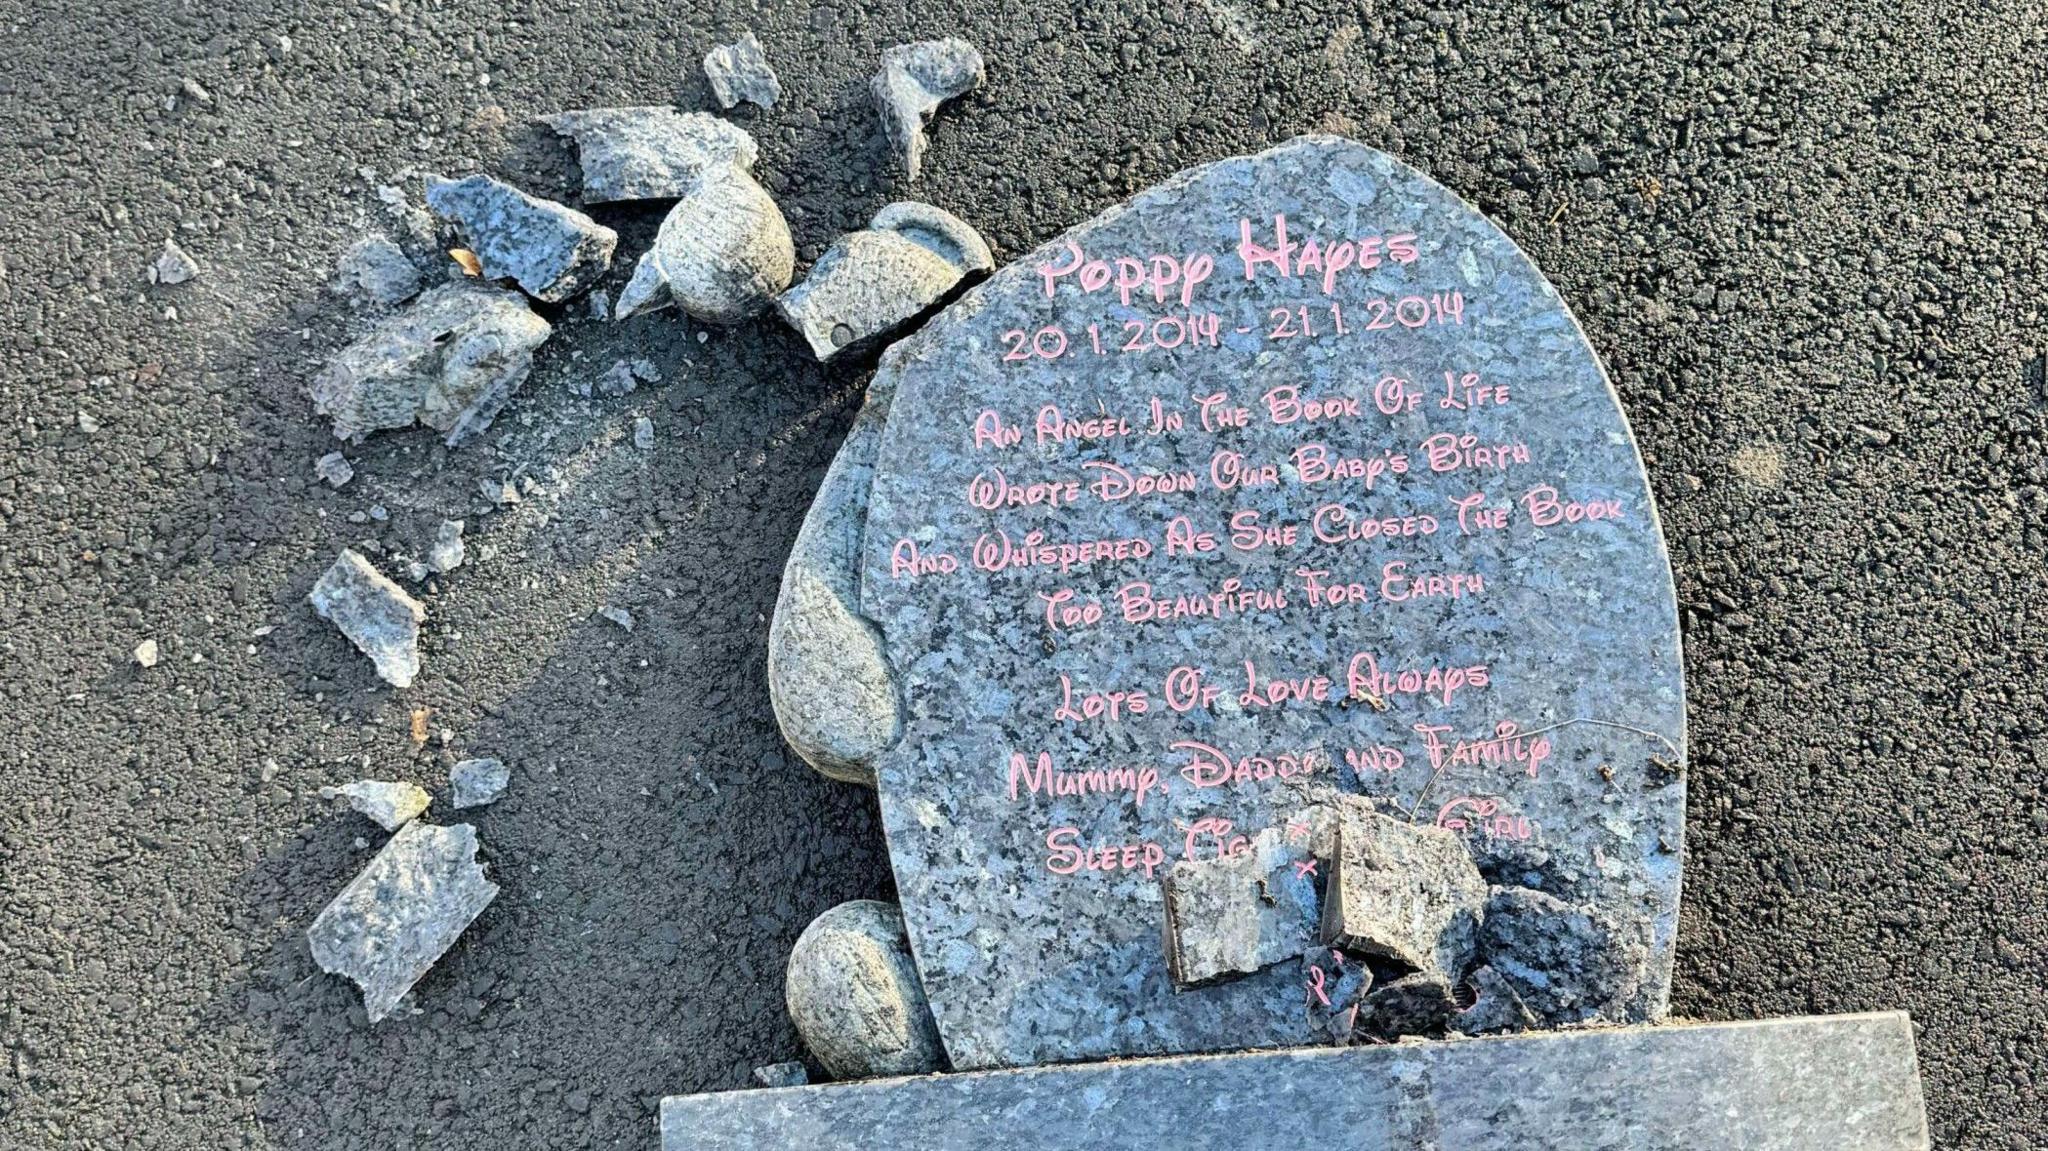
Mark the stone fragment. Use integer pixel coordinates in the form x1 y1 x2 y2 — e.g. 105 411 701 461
263 32 293 61
785 900 944 1079
588 290 612 321
426 519 465 574
332 235 422 306
310 282 551 446
751 1062 808 1089
152 239 199 285
871 39 984 180
1159 827 1318 988
614 165 793 323
541 107 758 203
479 476 520 506
1452 965 1537 1037
307 821 499 1023
1352 971 1455 1040
314 452 355 488
75 410 100 434
320 780 431 831
776 202 993 361
633 416 655 450
425 175 616 303
1301 946 1371 1043
600 606 633 631
1477 886 1647 1025
449 757 510 809
134 638 160 668
704 32 781 109
308 549 426 688
1319 798 1486 978
767 384 897 786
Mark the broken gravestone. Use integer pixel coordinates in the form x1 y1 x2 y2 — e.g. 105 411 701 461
309 549 426 688
307 821 498 1022
840 136 1687 1069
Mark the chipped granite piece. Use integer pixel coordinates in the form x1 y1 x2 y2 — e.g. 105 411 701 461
871 39 984 180
449 757 509 809
1478 885 1648 1026
784 900 944 1080
320 780 431 831
308 549 426 688
776 202 993 360
1452 964 1537 1036
704 32 780 109
1160 827 1318 988
314 451 354 488
152 238 199 284
426 519 465 574
1319 798 1486 978
1352 971 1456 1040
1301 946 1370 1043
750 1061 808 1089
307 821 499 1023
541 106 758 203
767 382 897 786
310 282 551 446
425 175 616 302
331 235 422 305
614 165 792 323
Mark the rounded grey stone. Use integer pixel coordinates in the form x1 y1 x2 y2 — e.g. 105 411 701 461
615 165 793 324
784 900 944 1080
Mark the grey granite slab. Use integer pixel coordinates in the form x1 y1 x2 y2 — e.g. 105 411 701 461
662 1013 1929 1150
854 136 1687 1068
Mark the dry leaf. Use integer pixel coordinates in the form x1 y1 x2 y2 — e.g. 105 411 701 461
449 248 482 277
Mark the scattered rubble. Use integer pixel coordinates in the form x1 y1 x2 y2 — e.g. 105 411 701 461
704 32 781 109
750 1062 809 1089
541 106 758 203
479 476 521 506
426 519 465 574
309 282 552 446
1352 971 1456 1040
319 780 431 831
450 757 510 809
1477 886 1647 1025
1319 798 1486 978
308 549 427 688
1451 965 1537 1036
1301 946 1371 1043
776 201 992 361
581 357 659 397
425 174 617 303
314 451 355 488
151 239 199 285
306 821 499 1023
614 165 793 323
331 235 423 306
1160 826 1318 987
784 900 944 1079
633 416 655 450
134 639 160 668
871 39 985 180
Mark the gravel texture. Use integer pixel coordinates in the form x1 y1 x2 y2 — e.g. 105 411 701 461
0 3 2043 1149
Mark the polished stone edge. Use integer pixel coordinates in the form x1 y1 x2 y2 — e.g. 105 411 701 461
661 1013 1927 1151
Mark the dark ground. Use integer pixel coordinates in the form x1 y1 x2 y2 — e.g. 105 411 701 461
0 1 2043 1147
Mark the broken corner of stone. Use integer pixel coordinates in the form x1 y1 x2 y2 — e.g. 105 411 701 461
767 380 900 787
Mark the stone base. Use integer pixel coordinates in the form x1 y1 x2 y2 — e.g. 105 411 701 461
661 1012 1927 1150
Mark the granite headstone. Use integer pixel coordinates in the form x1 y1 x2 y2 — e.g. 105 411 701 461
856 136 1686 1070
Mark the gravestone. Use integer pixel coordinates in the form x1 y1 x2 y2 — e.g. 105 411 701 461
856 136 1687 1070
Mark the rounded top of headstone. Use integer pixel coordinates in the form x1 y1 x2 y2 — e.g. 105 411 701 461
858 135 1685 1070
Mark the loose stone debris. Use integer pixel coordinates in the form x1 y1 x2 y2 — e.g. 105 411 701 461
319 780 431 831
306 821 499 1023
615 165 793 323
541 107 758 203
309 282 552 446
1451 965 1537 1036
134 638 160 668
599 606 633 631
750 1062 808 1089
581 357 659 398
1160 826 1318 988
449 757 510 809
76 410 101 434
1319 798 1486 978
776 202 992 361
426 519 465 574
785 900 945 1079
1477 886 1647 1025
871 39 985 180
633 416 655 450
479 476 521 506
308 549 426 688
314 451 355 488
1349 972 1456 1041
331 235 422 306
1301 946 1370 1043
425 175 617 303
151 238 200 285
704 32 781 109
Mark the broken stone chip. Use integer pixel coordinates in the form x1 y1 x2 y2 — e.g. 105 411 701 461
1477 885 1648 1025
306 821 499 1023
1319 797 1486 978
424 174 617 303
319 779 431 831
704 31 781 109
310 282 552 446
308 549 426 688
1352 971 1456 1040
331 235 423 306
750 1061 808 1089
541 106 758 203
871 39 985 180
314 451 354 488
776 201 993 361
426 519 465 574
784 900 944 1079
449 757 510 809
1301 946 1371 1044
1451 964 1537 1036
1160 826 1318 988
614 164 793 324
152 238 199 285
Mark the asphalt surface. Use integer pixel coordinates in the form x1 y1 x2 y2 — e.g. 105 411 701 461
1 1 2043 1148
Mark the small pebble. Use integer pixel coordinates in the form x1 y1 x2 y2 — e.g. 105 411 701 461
599 606 633 631
633 417 655 450
152 239 200 285
134 639 160 668
315 452 355 488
